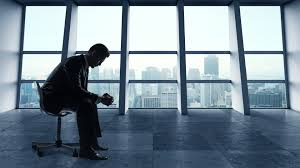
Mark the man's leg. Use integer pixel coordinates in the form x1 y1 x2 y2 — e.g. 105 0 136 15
90 107 108 151
91 103 102 138
76 98 108 160
76 98 98 149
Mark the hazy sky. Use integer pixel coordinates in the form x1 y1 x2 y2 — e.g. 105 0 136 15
22 6 284 80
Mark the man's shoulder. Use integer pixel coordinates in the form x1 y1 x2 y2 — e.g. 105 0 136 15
65 55 84 65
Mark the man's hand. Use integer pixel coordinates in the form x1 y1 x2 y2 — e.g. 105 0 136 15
99 93 114 106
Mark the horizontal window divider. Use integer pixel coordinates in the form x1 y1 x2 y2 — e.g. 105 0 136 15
187 80 231 83
75 2 122 6
22 51 62 54
128 80 178 83
88 80 120 83
128 108 178 109
24 2 67 6
188 108 233 109
129 51 177 54
186 51 231 54
240 3 285 6
19 107 120 109
76 51 121 54
250 108 288 109
21 80 120 83
247 80 285 83
244 51 284 54
21 80 45 83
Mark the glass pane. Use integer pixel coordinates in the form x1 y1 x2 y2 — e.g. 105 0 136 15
245 54 285 80
88 54 120 80
248 83 287 108
88 83 119 108
21 54 61 80
19 83 40 108
77 7 122 51
185 6 229 51
129 7 177 50
23 6 66 51
240 6 283 51
129 54 177 80
187 83 232 108
128 83 178 108
186 54 230 80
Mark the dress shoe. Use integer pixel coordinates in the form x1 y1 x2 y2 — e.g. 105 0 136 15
91 144 109 151
79 147 108 160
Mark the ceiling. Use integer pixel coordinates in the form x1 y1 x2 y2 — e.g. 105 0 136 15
14 0 294 6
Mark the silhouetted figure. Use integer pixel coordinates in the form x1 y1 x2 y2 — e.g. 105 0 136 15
41 43 114 160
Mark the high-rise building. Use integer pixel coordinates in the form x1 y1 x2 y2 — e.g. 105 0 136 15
142 96 160 108
160 86 177 108
204 55 219 77
249 91 282 107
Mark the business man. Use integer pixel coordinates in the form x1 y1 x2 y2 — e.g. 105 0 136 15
41 43 113 160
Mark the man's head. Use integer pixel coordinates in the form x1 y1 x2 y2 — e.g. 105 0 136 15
87 43 110 68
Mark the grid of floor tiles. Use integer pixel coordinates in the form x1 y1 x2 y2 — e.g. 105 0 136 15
0 109 300 168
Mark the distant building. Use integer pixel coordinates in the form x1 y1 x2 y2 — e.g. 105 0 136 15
204 55 219 77
142 96 160 108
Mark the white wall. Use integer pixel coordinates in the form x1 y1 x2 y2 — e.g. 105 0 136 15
0 0 22 113
284 0 300 111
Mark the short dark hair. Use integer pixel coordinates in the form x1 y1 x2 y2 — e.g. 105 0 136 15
88 43 110 58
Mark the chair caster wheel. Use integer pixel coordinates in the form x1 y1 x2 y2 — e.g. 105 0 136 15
72 149 78 157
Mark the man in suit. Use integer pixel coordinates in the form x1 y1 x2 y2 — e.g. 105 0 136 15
41 43 113 160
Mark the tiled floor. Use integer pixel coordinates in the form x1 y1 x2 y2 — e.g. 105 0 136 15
0 109 300 168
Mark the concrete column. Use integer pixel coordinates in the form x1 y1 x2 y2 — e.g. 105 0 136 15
62 0 78 60
177 0 188 115
229 0 250 115
119 0 130 115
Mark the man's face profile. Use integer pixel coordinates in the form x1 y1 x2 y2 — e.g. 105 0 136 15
90 50 106 68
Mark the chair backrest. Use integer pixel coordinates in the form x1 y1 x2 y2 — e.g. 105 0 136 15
35 81 47 113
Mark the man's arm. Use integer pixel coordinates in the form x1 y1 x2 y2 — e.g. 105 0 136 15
63 58 98 103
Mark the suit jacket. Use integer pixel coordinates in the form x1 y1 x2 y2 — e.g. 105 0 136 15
41 55 98 113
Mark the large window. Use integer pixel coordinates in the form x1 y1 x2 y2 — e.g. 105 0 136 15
129 54 177 80
241 6 287 108
128 83 177 108
129 7 177 51
19 6 66 108
18 4 289 110
185 6 231 108
128 7 178 108
77 6 122 108
77 6 122 51
185 6 229 51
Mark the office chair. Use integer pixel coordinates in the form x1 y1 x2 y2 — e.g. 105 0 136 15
32 81 79 157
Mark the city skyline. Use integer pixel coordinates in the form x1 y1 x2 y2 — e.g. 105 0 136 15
20 55 286 108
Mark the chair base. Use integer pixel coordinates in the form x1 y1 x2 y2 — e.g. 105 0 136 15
32 141 80 157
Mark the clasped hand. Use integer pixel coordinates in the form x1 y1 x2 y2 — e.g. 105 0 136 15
96 93 114 106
